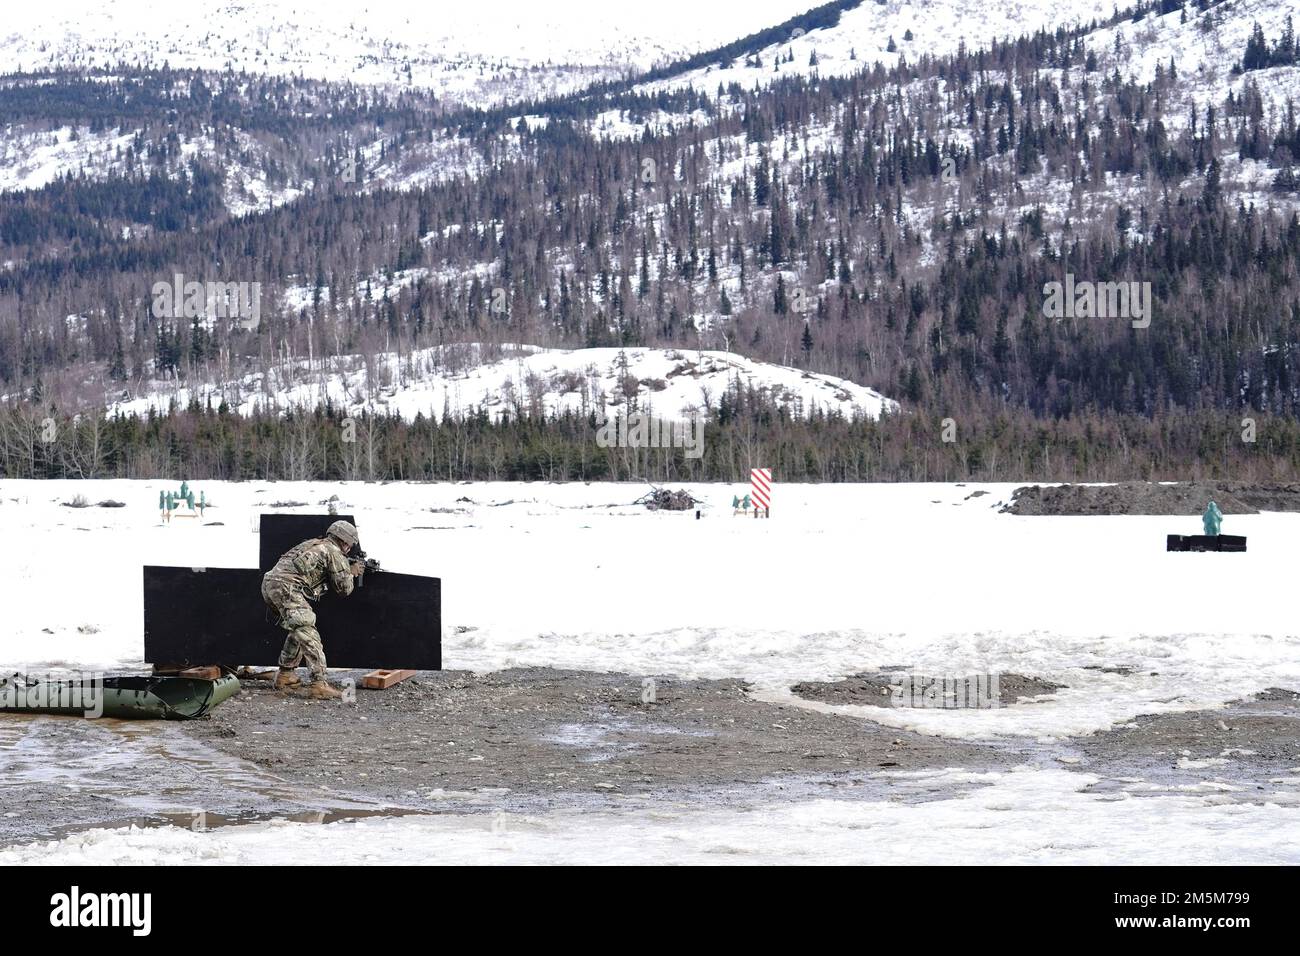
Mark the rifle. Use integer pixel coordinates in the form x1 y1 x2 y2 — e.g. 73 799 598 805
351 548 381 587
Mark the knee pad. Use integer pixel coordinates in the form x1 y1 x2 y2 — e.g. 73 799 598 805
289 625 322 648
280 606 317 631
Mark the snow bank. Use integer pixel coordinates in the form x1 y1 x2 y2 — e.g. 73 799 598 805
4 766 1296 865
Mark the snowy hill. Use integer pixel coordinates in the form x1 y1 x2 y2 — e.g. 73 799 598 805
0 0 1155 103
108 345 897 422
632 0 1125 96
1 0 818 105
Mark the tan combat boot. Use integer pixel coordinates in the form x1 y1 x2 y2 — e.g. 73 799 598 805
306 680 343 700
274 668 301 690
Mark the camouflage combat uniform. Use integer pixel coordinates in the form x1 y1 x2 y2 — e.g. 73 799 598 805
261 537 355 681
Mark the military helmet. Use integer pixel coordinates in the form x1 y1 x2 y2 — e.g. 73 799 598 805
326 520 359 549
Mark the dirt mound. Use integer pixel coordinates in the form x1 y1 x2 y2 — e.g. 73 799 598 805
634 488 700 511
791 673 1064 708
1000 482 1300 516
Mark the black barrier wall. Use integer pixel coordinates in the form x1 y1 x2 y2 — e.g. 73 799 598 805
143 515 441 670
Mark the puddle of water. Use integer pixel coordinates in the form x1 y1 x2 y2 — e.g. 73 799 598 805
48 806 435 840
0 713 412 837
543 719 714 746
541 719 715 763
0 714 312 806
542 723 610 748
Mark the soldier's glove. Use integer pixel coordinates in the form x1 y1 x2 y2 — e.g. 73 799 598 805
351 557 379 587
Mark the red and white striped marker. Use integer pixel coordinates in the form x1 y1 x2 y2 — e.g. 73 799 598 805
750 467 771 516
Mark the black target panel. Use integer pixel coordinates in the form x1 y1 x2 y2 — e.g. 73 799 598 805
143 514 441 670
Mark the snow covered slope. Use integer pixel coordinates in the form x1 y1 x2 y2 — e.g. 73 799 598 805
1 0 818 104
0 1 1140 104
633 0 1124 95
109 344 895 422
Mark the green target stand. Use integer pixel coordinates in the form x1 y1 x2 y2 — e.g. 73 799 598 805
159 481 206 523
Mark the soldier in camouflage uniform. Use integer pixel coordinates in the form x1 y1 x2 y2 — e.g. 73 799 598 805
262 520 363 700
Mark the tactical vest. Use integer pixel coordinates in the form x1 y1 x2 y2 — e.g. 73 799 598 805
269 538 346 600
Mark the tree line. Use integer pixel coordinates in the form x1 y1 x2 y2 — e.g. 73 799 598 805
3 389 1296 484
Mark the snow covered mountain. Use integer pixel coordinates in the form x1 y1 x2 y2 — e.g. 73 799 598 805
2 0 1198 104
631 0 1124 94
108 344 897 423
6 0 1300 440
637 0 1300 124
1 0 817 105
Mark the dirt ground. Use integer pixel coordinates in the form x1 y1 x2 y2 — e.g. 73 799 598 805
2 669 1297 845
1072 688 1300 796
1001 481 1300 516
185 668 1012 811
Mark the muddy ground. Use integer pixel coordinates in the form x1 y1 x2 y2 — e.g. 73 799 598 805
2 669 1297 845
1001 481 1300 516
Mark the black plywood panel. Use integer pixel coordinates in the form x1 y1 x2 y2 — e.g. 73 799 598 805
259 513 358 571
143 566 441 670
1166 534 1248 552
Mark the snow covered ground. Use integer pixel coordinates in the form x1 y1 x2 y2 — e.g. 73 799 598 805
5 479 1297 731
2 478 1298 863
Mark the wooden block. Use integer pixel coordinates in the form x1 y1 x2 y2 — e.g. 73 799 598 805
360 669 417 689
179 665 222 679
236 667 278 681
